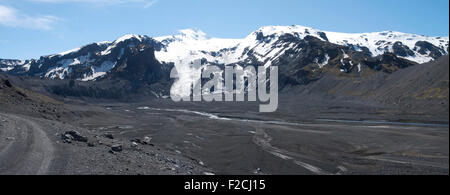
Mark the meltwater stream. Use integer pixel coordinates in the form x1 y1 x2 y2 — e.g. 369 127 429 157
137 106 449 128
137 106 334 175
134 106 449 175
137 107 306 126
316 119 449 128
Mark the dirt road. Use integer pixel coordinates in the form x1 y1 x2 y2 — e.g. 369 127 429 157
0 113 54 175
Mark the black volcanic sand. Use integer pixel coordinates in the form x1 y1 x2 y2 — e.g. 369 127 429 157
67 98 449 175
0 112 212 175
1 75 449 175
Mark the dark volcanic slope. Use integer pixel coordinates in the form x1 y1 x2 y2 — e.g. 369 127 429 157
0 78 66 120
286 55 449 119
370 55 449 112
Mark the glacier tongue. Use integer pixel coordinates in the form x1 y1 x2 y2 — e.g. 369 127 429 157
155 29 241 64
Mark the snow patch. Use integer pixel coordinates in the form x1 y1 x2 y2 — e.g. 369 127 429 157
316 54 330 68
81 61 116 81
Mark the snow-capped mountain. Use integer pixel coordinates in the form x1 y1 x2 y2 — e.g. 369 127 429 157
1 25 448 83
155 25 448 65
2 34 163 81
0 59 26 72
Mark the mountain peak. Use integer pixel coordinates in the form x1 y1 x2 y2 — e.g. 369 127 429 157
178 28 209 40
114 34 148 43
255 25 315 34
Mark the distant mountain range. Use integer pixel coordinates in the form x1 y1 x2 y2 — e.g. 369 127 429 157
0 25 448 88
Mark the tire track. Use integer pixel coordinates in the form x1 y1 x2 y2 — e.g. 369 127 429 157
0 114 54 175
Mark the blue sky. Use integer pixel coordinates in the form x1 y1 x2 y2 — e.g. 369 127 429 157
1 0 449 60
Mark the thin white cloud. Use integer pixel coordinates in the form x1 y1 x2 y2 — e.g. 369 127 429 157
30 0 159 8
143 0 158 8
0 5 60 30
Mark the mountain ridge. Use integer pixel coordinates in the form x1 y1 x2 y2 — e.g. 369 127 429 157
0 25 448 84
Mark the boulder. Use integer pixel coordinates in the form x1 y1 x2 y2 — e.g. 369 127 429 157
63 130 88 142
142 136 152 145
104 133 114 139
111 144 123 152
61 133 74 143
87 141 96 147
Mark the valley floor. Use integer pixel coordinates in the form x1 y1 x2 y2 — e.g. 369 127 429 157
88 101 448 175
0 97 448 175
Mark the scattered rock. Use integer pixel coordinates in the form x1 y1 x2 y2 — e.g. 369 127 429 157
131 142 138 148
87 141 96 147
61 133 74 143
130 138 141 143
104 133 114 139
111 144 123 152
131 136 153 146
142 136 152 145
64 130 88 142
5 137 15 141
253 168 263 174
